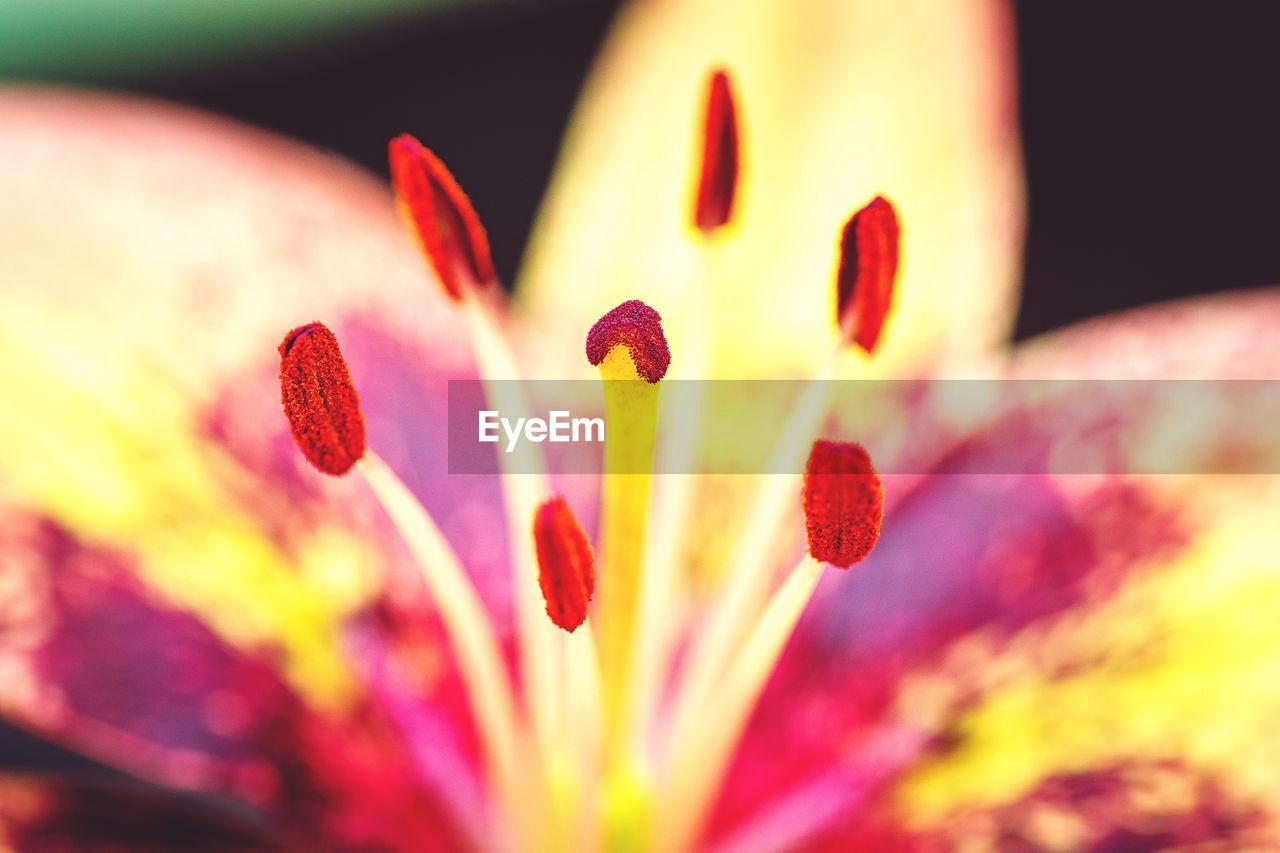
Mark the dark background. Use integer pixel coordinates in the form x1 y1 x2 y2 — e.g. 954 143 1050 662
115 0 1280 341
3 0 1280 772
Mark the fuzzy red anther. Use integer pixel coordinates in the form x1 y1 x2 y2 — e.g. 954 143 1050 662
694 68 740 234
279 323 366 476
533 496 595 632
836 196 899 354
803 440 883 568
389 133 496 300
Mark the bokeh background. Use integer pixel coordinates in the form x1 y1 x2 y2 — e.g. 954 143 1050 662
4 0 1279 342
2 0 1279 804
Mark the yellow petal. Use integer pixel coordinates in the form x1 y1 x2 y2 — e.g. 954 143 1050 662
900 480 1280 825
516 0 1023 377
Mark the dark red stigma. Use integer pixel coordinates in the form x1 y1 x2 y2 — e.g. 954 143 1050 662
388 133 496 300
836 195 900 354
585 299 671 383
694 68 740 234
533 496 595 632
279 322 366 476
802 440 883 569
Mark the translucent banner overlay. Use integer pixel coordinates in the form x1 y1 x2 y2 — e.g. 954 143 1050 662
446 380 1280 475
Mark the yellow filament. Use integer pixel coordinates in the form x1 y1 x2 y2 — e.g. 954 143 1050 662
662 555 825 852
358 451 531 839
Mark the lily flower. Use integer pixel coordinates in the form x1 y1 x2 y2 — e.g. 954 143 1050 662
1 1 1279 851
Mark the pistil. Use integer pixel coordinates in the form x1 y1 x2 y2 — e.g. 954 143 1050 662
586 300 671 850
586 301 669 733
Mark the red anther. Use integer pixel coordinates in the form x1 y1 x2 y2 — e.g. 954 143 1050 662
279 323 366 476
802 440 883 568
836 196 900 354
533 496 595 632
388 133 496 300
585 299 671 383
694 68 740 233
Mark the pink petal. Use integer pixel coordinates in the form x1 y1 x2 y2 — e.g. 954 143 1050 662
709 289 1280 849
0 508 469 850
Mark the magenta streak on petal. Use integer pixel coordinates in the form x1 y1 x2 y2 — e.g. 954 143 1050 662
708 426 1188 842
706 728 928 853
0 510 469 851
345 623 489 848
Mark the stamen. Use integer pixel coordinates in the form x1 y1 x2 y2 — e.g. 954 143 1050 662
437 283 613 853
277 322 537 838
693 68 740 234
667 200 892 737
278 322 365 476
836 195 900 354
389 133 496 299
586 299 672 383
664 442 884 850
386 141 564 775
662 353 840 780
803 439 883 567
533 496 596 632
460 301 566 776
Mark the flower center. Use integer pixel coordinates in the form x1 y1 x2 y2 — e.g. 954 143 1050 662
277 67 898 852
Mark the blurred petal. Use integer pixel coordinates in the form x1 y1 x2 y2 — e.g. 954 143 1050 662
0 88 518 844
708 290 1280 848
517 0 1023 377
0 507 469 849
896 290 1280 837
0 88 511 707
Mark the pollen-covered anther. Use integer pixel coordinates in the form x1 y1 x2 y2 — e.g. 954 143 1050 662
802 440 883 568
533 496 595 632
693 67 740 233
585 299 671 383
279 322 366 476
388 133 496 300
836 195 900 354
